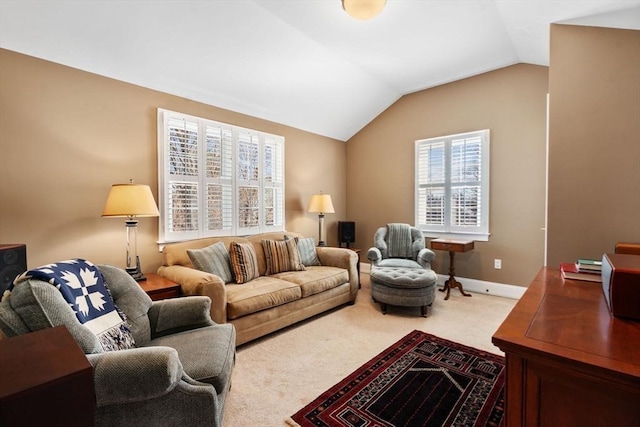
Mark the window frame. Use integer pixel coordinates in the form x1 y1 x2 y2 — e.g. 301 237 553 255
415 129 490 241
157 108 285 243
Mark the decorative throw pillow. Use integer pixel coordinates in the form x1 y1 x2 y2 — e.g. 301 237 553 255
285 235 321 266
229 241 260 284
262 239 306 275
187 241 234 283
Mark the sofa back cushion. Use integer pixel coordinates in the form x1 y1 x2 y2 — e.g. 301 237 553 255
162 236 248 268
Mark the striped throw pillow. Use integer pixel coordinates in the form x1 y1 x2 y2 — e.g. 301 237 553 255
262 239 306 275
229 242 260 284
285 235 321 266
187 241 234 283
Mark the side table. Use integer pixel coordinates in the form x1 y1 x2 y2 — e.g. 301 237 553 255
430 238 474 300
138 273 181 301
0 326 95 426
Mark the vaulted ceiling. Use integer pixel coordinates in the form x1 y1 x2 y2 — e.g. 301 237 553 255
1 1 639 141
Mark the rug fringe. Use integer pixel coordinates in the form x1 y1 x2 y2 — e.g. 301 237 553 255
284 417 301 427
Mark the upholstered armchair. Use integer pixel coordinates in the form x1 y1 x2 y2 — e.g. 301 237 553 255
0 264 235 427
367 223 436 270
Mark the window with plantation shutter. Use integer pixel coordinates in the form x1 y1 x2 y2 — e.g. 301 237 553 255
158 109 285 243
415 130 490 241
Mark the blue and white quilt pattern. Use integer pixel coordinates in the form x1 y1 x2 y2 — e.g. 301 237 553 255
9 259 135 351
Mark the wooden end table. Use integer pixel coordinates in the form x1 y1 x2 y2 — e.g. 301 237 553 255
137 273 181 301
0 326 95 426
430 238 474 300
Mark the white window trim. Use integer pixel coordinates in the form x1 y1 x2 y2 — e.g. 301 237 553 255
415 129 490 242
157 108 285 244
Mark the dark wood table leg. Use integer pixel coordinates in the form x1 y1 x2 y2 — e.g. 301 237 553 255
439 250 472 300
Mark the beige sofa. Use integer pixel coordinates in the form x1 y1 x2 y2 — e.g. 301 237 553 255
157 232 359 345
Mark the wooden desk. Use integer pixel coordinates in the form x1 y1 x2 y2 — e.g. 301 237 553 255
138 273 181 301
492 268 640 427
430 238 474 300
0 326 94 426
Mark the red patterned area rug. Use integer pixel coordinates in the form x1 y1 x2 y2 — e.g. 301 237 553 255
286 330 505 427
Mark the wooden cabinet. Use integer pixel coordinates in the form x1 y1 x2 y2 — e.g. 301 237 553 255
0 326 94 426
492 268 640 426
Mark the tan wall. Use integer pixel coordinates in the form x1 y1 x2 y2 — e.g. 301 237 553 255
0 49 347 272
347 64 549 286
547 25 640 267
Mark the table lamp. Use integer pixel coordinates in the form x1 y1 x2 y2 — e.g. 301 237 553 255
307 193 334 247
102 180 159 281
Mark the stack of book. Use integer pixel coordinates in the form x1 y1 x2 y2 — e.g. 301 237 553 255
560 258 602 282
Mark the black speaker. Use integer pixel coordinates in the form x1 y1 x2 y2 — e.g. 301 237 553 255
338 221 356 248
0 244 27 296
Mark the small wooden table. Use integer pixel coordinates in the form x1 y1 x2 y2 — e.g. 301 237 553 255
429 238 474 300
0 326 95 426
138 273 181 301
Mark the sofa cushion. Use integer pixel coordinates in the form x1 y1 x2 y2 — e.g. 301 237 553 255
262 239 305 275
225 277 302 319
187 242 234 283
273 266 349 298
286 235 321 266
229 242 260 284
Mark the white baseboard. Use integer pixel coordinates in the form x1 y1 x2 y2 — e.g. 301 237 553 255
359 263 524 300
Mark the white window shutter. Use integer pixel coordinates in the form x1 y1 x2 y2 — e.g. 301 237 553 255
158 109 286 242
415 130 490 241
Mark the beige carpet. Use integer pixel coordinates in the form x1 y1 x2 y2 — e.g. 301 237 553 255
223 273 517 427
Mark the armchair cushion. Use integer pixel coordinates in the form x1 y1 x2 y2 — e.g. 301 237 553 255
386 223 413 258
146 323 236 395
148 296 214 338
229 241 260 284
187 242 234 284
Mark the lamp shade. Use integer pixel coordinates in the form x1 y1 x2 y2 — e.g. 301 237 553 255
307 194 335 214
342 0 386 20
102 183 160 218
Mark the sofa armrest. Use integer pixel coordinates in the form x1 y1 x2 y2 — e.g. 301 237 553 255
88 346 201 406
417 248 436 269
148 297 215 339
316 247 359 298
157 265 228 324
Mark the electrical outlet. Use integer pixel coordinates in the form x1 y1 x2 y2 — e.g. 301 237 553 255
494 259 502 269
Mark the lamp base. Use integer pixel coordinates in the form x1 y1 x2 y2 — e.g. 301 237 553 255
127 266 147 282
318 241 327 247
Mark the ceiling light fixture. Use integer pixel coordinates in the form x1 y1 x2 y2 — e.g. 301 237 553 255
342 0 387 21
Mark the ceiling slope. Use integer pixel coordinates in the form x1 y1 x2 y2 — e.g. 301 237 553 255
1 0 638 141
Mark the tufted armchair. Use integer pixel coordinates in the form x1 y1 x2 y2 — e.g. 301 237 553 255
367 224 438 317
0 264 235 427
367 223 436 270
